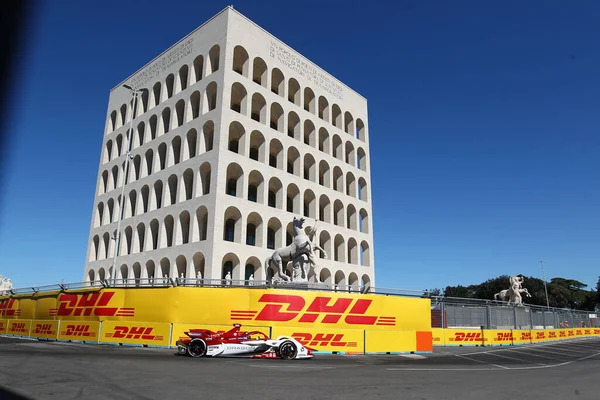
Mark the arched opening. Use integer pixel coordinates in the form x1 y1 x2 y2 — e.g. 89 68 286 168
318 160 330 188
174 99 185 128
152 180 163 210
347 204 358 230
266 217 282 250
334 235 345 263
222 253 240 280
333 166 344 193
252 57 268 87
197 161 211 196
319 231 332 262
159 107 171 136
225 163 244 197
165 74 175 99
144 149 153 177
318 96 329 122
146 260 156 281
345 141 355 167
271 68 285 96
177 210 191 245
160 258 170 279
319 195 331 223
319 268 332 284
268 139 283 169
187 91 201 122
303 189 316 218
287 111 300 139
176 65 189 94
318 128 330 154
167 174 178 206
268 177 283 209
203 82 217 113
359 208 370 234
208 45 220 74
157 143 167 171
303 154 316 182
348 272 359 289
360 241 371 267
251 93 267 123
270 103 284 132
286 183 300 214
246 212 263 247
193 55 204 83
149 219 159 250
249 130 265 163
304 88 315 113
232 45 249 77
185 129 198 161
247 170 264 203
244 257 261 281
201 120 214 152
230 82 247 114
136 222 145 253
286 146 300 176
332 104 342 129
358 177 368 201
170 136 182 167
161 215 175 248
288 78 300 105
151 82 162 108
334 200 344 228
194 206 208 242
223 206 242 243
356 118 366 142
181 168 193 201
303 120 316 147
347 238 358 265
192 252 205 280
361 274 371 290
346 172 357 198
332 135 343 161
228 121 246 154
175 255 187 279
357 147 367 172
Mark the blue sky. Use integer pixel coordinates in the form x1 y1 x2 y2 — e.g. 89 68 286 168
0 0 598 291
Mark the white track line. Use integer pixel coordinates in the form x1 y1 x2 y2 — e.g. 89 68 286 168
478 351 547 366
502 349 562 360
455 354 509 369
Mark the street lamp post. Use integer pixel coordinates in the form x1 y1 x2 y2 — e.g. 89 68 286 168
540 260 550 310
111 85 148 287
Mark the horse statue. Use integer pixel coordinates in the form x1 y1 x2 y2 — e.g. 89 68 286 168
493 276 531 306
265 216 322 283
0 275 13 295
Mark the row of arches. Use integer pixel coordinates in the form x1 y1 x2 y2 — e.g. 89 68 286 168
226 124 369 201
106 44 221 135
87 252 372 287
225 164 370 232
99 123 214 196
90 207 209 262
94 163 212 228
232 45 367 142
222 206 371 266
102 84 217 166
229 90 367 171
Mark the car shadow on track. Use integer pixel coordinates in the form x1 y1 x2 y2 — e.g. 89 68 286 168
0 386 33 400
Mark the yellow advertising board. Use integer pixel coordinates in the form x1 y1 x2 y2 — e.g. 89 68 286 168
482 329 514 346
171 323 272 347
271 326 365 354
7 319 32 336
0 319 8 334
100 320 171 347
33 294 60 320
443 328 484 346
31 320 59 340
530 329 548 343
365 330 415 353
512 329 532 345
58 321 100 342
0 297 22 319
431 328 445 346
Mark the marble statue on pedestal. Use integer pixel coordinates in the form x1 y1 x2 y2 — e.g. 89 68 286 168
265 216 328 284
493 275 531 306
0 275 13 295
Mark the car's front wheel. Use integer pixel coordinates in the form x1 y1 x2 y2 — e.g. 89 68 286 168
278 340 297 360
187 338 207 358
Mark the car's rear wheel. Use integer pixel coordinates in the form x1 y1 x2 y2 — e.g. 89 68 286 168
187 339 207 358
278 340 297 360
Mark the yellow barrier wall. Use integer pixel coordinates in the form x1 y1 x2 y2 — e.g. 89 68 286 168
483 329 513 346
58 321 100 342
365 331 415 353
431 328 445 346
512 329 532 345
7 319 32 336
271 326 365 354
0 320 7 334
443 328 484 346
31 320 59 340
100 321 171 347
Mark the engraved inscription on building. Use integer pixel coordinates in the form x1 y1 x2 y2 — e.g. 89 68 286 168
269 41 343 100
129 38 194 89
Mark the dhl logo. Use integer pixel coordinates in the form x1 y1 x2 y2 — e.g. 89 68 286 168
495 332 513 342
231 294 395 326
34 323 55 335
0 298 20 317
50 292 134 317
584 329 591 335
576 330 583 335
60 324 95 337
559 331 566 337
0 321 6 330
536 332 546 339
520 332 532 340
568 330 575 337
292 332 357 348
594 329 600 335
105 326 163 341
449 332 482 342
9 322 28 333
548 332 557 338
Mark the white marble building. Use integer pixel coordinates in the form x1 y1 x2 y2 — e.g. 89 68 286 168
83 6 375 289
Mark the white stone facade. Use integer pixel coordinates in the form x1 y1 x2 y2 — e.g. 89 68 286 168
83 6 375 289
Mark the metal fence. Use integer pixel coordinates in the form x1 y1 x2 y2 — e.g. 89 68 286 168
2 279 598 329
431 296 600 329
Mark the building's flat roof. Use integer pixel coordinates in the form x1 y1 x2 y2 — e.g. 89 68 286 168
111 6 365 100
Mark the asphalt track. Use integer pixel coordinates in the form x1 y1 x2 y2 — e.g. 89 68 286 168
0 337 599 400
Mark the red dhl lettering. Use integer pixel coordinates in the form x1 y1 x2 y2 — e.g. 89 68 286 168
576 330 582 335
495 332 513 342
10 323 28 333
548 332 556 338
568 330 574 337
520 332 532 340
584 329 591 335
233 294 394 326
53 292 134 317
594 329 600 335
292 332 357 347
0 298 19 316
451 332 482 342
34 324 55 335
106 326 163 341
559 331 566 337
536 332 546 339
61 324 95 337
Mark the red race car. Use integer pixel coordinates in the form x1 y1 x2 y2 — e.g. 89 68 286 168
175 324 313 360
